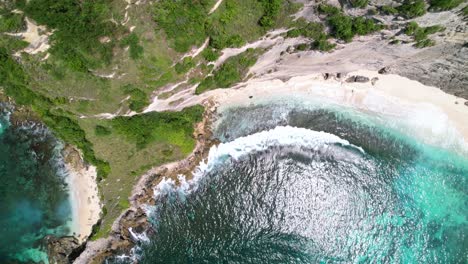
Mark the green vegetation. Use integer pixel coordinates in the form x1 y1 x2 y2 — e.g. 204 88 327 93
327 14 382 42
381 5 399 15
112 105 204 153
154 0 298 54
258 0 282 28
349 0 369 8
405 21 443 48
0 48 110 179
286 20 335 52
318 4 341 16
24 0 120 71
317 4 383 43
122 84 148 112
175 57 195 74
397 0 426 19
202 48 221 62
429 0 464 11
95 125 111 136
120 33 144 60
0 9 24 32
196 48 260 94
153 0 209 53
462 6 468 16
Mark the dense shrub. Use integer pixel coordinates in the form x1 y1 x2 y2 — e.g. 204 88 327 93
405 22 443 48
196 48 259 94
327 14 354 42
174 57 195 74
120 33 143 60
353 17 382 35
381 5 398 15
112 105 204 153
311 34 336 51
0 10 24 32
429 0 463 11
350 0 369 8
258 0 282 28
24 0 117 71
397 0 427 18
153 0 210 52
202 48 221 62
95 125 111 136
318 4 341 16
122 84 148 112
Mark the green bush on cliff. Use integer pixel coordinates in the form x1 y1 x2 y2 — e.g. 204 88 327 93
196 48 259 94
24 0 118 71
405 22 443 48
112 105 204 153
397 0 427 19
122 84 149 112
429 0 464 11
258 0 282 28
120 33 144 60
350 0 369 8
153 0 210 52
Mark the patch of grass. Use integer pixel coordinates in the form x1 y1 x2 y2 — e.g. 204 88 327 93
462 6 468 16
414 38 435 48
202 48 221 62
174 57 195 74
349 0 369 8
311 34 336 51
120 33 144 60
381 5 399 15
429 0 464 11
318 4 341 16
111 105 204 153
24 0 121 71
397 0 427 19
95 125 111 136
258 0 282 28
196 48 260 94
405 22 443 48
153 0 210 53
287 20 325 39
0 9 25 32
122 84 148 112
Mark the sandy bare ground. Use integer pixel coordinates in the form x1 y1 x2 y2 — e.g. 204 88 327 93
6 17 51 55
65 151 101 243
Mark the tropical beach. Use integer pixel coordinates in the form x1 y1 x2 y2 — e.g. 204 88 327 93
0 0 467 263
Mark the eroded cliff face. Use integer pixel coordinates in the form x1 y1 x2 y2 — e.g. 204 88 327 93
251 1 468 99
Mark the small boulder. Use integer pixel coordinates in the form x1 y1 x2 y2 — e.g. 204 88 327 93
371 77 379 85
378 67 390 74
346 75 370 83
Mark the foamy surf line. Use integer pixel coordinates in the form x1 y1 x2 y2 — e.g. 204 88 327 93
210 73 468 155
153 126 364 199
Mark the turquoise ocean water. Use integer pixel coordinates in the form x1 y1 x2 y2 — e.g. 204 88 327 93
122 101 467 263
0 107 72 263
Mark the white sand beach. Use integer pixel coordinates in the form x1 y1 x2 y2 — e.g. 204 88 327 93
65 154 101 243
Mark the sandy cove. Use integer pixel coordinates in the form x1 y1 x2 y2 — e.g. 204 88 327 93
74 69 468 262
63 147 101 243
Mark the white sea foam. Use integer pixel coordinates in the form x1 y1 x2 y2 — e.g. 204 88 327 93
153 126 364 200
128 227 150 243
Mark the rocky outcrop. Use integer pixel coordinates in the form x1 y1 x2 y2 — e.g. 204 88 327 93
45 236 85 264
346 75 370 83
74 100 219 264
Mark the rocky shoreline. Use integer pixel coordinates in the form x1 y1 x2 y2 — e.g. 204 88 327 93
74 99 219 264
0 95 99 264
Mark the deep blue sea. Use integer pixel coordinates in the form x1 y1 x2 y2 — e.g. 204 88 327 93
0 107 72 263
